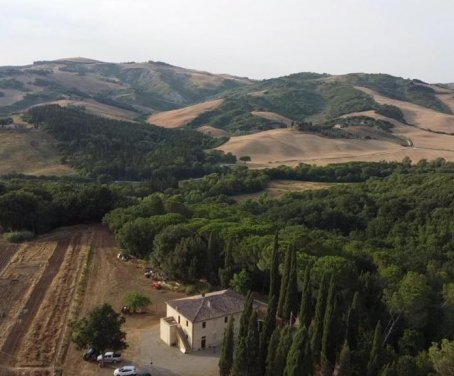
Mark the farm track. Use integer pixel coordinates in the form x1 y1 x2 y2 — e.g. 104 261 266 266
0 237 70 366
17 233 87 367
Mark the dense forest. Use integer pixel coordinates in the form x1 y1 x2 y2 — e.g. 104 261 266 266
28 105 235 183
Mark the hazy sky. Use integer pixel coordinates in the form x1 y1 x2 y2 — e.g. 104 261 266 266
1 0 453 82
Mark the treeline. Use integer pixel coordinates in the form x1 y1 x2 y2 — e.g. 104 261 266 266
27 105 236 182
103 165 454 374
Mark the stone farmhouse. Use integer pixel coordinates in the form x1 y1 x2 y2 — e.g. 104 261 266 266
160 289 264 353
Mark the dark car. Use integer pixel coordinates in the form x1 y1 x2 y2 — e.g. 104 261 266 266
137 373 151 376
83 347 99 361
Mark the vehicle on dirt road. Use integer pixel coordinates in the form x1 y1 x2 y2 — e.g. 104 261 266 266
114 365 137 376
137 373 151 376
97 351 122 363
83 347 99 361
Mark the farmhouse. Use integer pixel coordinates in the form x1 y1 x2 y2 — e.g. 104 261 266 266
160 289 263 353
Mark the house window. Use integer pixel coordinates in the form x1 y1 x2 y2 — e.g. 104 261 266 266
186 320 188 327
202 321 206 328
178 315 180 324
224 316 228 323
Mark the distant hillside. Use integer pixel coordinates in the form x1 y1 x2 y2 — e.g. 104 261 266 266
0 58 251 118
180 72 453 135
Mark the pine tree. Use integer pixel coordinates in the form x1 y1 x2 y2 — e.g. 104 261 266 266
277 246 292 318
273 326 292 376
269 231 280 301
310 274 327 365
219 316 235 376
338 342 351 376
321 276 336 373
345 291 359 349
265 327 281 376
259 295 277 376
367 321 382 376
246 311 260 376
283 325 308 376
188 256 197 280
298 265 312 328
282 245 298 324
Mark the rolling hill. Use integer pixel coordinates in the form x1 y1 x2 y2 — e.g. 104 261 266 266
0 58 251 119
0 59 453 174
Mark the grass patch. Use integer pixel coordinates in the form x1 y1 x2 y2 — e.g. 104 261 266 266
4 230 35 243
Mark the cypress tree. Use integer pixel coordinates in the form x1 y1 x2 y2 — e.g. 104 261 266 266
259 295 277 376
219 238 234 288
310 273 327 365
367 321 382 376
298 265 312 328
338 342 351 376
219 316 235 376
273 326 292 376
302 330 313 376
239 292 253 340
282 245 298 324
265 327 281 376
345 291 359 349
246 311 260 376
283 325 308 376
321 276 335 373
277 245 292 318
269 231 280 301
231 336 248 376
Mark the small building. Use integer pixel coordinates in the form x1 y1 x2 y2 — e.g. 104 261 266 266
160 289 263 353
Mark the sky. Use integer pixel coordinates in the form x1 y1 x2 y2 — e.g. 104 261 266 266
0 0 453 83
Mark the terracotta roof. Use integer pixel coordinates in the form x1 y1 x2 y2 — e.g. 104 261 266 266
167 289 257 323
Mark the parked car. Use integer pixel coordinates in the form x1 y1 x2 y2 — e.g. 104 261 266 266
97 351 122 363
137 373 151 376
83 347 98 361
113 365 136 376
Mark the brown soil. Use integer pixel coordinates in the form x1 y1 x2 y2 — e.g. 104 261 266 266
234 180 338 202
197 125 229 137
147 99 224 128
251 111 293 126
0 226 94 375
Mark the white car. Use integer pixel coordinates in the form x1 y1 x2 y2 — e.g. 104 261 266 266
97 351 122 363
114 365 137 376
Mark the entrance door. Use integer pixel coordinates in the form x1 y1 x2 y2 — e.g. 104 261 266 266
201 336 206 349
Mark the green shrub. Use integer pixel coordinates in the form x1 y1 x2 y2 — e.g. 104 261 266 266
4 231 35 243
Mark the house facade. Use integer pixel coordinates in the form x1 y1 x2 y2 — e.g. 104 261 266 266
160 289 262 353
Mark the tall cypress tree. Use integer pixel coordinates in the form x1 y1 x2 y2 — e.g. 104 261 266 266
283 325 308 376
219 316 235 376
282 245 298 324
367 321 382 376
321 276 336 373
299 265 312 328
265 327 281 376
338 341 351 376
239 292 253 340
310 273 327 365
231 336 248 376
345 291 359 349
277 245 292 318
219 238 234 288
259 295 277 376
273 326 292 376
269 231 280 301
246 311 260 376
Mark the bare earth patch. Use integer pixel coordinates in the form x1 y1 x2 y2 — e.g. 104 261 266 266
251 111 293 126
147 99 224 128
197 125 229 137
234 180 338 202
0 129 74 176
